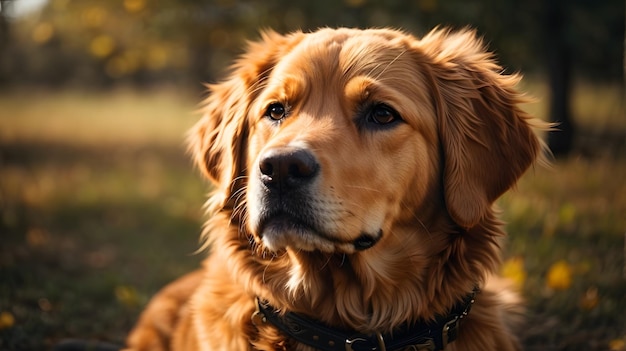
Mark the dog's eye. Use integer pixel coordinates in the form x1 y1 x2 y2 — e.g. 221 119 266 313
366 104 401 126
265 103 286 121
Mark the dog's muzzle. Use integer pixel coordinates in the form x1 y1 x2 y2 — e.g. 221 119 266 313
255 146 382 252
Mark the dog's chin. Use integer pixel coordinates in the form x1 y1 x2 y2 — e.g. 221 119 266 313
258 216 356 254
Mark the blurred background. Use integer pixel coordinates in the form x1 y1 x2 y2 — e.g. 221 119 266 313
0 0 624 350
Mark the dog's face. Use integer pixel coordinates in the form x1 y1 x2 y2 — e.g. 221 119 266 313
190 28 542 256
245 30 440 253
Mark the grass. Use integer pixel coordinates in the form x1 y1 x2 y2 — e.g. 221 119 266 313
0 83 624 351
499 157 626 350
0 90 207 350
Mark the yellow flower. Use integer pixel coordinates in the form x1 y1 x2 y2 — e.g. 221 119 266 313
546 260 573 290
501 256 526 289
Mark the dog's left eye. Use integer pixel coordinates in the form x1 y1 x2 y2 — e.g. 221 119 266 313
265 103 286 121
365 104 401 126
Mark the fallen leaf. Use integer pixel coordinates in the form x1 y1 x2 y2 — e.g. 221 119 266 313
546 260 573 290
609 338 625 351
579 286 599 311
0 311 15 329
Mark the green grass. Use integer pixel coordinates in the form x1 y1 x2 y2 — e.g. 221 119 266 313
499 158 626 350
0 84 624 351
0 90 207 350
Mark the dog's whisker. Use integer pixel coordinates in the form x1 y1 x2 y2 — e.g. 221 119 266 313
365 61 386 78
339 254 347 267
318 254 334 271
399 200 433 238
374 49 408 81
249 81 269 97
247 73 271 94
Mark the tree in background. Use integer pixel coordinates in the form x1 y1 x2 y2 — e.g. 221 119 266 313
543 0 575 157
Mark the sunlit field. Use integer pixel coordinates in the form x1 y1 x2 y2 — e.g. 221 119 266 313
0 83 624 351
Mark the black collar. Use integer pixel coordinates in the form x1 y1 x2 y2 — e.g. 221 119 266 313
251 288 477 351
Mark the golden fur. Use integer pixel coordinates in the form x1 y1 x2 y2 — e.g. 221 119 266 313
124 27 547 351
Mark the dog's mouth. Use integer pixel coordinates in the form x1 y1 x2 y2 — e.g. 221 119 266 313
257 211 381 253
257 211 336 252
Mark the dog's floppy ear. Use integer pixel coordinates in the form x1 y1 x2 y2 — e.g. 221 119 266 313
188 30 303 210
417 28 546 229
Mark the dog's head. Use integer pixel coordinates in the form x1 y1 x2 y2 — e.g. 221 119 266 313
190 27 543 256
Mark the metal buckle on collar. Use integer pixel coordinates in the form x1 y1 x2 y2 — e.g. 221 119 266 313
442 316 459 348
345 332 386 351
251 298 267 326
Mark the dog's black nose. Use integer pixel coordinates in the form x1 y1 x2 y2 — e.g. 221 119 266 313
259 147 319 189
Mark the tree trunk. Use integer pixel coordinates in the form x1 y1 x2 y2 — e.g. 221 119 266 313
544 0 575 157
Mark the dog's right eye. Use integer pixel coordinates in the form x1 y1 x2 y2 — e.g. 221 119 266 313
357 103 402 131
265 103 286 121
369 104 399 125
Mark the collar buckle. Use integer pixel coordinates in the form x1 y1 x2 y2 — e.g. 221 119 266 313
345 332 386 351
442 316 460 348
251 298 268 326
344 337 367 351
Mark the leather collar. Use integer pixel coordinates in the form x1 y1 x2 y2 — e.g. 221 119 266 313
251 288 477 351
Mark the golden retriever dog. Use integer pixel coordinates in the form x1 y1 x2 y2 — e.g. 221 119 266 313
124 27 546 351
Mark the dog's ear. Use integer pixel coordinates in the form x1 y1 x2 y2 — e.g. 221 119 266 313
417 28 546 229
188 30 303 210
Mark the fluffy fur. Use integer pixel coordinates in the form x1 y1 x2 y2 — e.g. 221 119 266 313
124 27 547 351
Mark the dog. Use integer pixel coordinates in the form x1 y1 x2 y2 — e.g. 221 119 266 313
123 27 547 351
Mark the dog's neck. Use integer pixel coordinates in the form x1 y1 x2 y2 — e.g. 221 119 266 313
207 208 503 333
